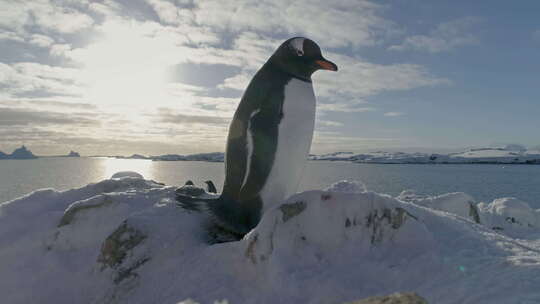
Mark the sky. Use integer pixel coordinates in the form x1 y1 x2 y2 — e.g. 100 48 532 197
0 0 539 156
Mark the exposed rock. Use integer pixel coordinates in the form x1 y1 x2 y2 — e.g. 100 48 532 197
97 221 149 284
279 200 306 222
365 207 415 244
243 191 427 266
345 292 428 304
58 195 114 227
176 185 206 197
469 203 481 224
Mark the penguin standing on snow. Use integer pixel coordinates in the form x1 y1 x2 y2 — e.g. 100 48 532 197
177 37 337 237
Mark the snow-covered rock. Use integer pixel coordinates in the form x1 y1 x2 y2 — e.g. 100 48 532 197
478 197 540 236
397 190 480 223
325 180 367 193
346 292 428 304
1 176 540 304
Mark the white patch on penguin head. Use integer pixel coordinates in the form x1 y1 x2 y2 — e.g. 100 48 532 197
289 37 305 56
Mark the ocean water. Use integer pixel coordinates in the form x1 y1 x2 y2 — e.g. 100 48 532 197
1 157 539 208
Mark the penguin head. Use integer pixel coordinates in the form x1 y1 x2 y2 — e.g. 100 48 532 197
270 37 338 81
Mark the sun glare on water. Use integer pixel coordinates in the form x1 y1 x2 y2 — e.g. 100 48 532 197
100 158 154 180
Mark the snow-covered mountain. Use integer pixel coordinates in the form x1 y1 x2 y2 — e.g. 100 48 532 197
310 146 540 164
116 152 225 162
1 172 539 304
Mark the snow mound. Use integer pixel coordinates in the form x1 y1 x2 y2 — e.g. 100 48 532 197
1 178 540 304
397 190 480 223
478 197 540 235
324 179 366 193
245 191 429 267
111 171 144 179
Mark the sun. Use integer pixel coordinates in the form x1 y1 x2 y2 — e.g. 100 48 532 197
68 19 184 108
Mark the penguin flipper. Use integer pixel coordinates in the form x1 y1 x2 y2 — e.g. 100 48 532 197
175 194 246 242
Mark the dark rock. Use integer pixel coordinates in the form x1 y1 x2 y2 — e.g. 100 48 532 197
176 185 205 197
58 196 114 227
97 221 149 284
279 201 307 222
344 292 428 304
366 207 416 244
469 203 481 224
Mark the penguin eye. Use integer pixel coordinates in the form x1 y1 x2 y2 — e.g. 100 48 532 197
296 50 304 57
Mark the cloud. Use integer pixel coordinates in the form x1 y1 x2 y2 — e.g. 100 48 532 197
310 52 449 112
384 111 405 117
190 0 395 48
0 30 25 43
218 73 251 91
0 99 97 110
389 17 480 53
0 107 99 126
0 0 94 34
317 103 376 113
153 108 230 126
0 62 83 98
316 120 344 128
311 132 407 153
0 0 454 155
28 34 55 47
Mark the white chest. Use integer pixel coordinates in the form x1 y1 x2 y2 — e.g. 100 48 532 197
260 78 316 210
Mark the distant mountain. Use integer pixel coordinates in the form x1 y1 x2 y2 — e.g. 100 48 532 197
310 147 540 164
116 152 225 162
107 146 540 165
66 151 80 157
0 146 38 160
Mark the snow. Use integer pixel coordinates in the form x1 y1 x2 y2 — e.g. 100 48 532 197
478 198 540 237
1 174 540 304
324 179 367 193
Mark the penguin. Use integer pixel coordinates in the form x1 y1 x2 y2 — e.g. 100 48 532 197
205 180 217 194
177 37 337 237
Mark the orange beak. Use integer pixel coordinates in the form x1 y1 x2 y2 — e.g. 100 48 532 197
315 59 338 71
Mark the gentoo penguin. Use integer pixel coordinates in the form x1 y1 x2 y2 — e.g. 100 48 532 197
205 180 217 193
177 37 337 236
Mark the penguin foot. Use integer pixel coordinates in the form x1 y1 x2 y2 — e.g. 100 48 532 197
205 220 244 244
